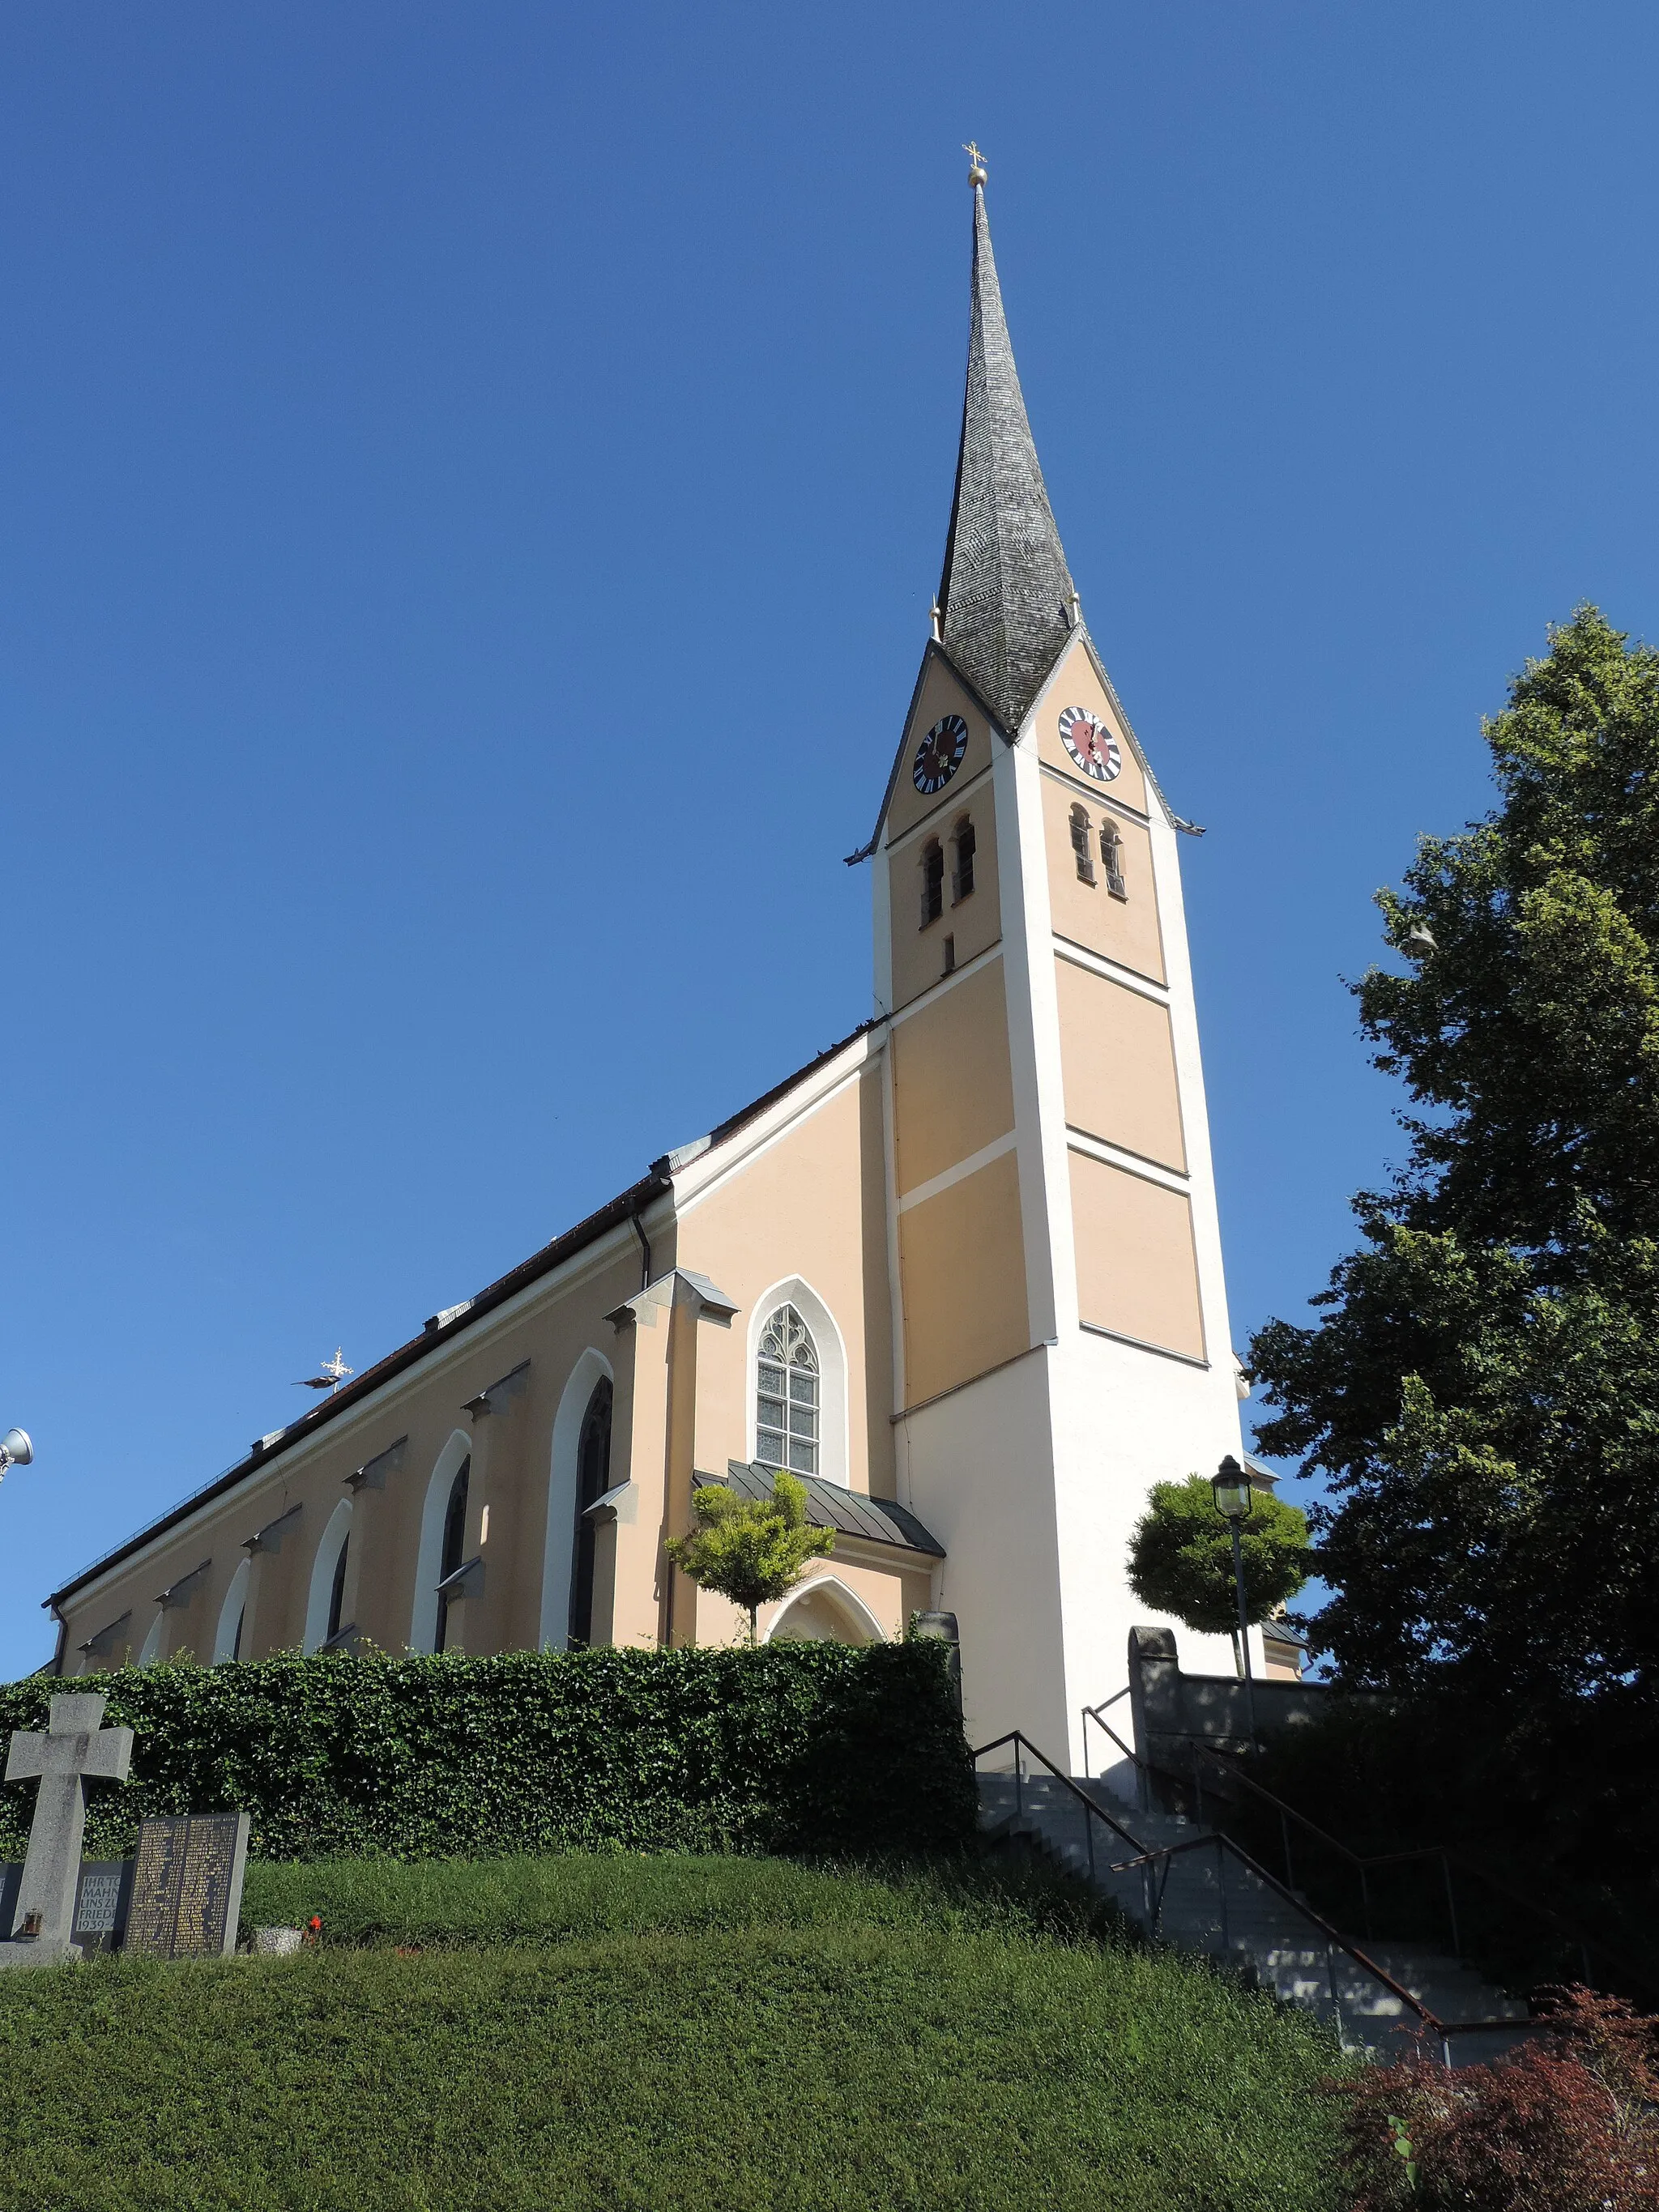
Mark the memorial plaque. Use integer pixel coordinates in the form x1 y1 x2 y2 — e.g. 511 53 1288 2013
122 1813 250 1960
72 1860 134 1955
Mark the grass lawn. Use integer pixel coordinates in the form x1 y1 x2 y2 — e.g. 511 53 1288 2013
0 1853 1350 2212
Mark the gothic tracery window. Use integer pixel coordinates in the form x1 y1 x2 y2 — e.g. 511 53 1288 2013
757 1304 819 1477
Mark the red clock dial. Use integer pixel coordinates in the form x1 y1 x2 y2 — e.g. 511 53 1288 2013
1058 705 1122 782
913 714 970 795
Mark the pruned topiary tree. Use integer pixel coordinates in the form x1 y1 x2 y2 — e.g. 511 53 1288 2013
667 1469 834 1644
1126 1473 1311 1673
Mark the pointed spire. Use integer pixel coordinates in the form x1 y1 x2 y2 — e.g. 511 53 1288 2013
937 167 1077 732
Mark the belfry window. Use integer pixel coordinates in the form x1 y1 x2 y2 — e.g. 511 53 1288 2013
1101 820 1127 899
434 1454 471 1654
757 1304 819 1477
951 816 976 902
919 839 945 927
1070 804 1096 884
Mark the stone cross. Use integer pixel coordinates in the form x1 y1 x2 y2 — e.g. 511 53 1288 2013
0 1693 133 1967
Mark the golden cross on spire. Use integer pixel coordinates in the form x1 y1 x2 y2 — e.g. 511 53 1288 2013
963 142 987 187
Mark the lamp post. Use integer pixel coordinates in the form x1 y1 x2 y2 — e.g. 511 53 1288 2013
0 1429 32 1481
1212 1454 1257 1746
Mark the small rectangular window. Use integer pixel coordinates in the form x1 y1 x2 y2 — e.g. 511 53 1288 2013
952 818 976 901
942 934 956 974
920 840 945 927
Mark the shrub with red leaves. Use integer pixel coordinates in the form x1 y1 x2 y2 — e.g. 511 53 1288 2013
1337 1988 1659 2210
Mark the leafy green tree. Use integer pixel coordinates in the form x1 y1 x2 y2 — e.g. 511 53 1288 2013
666 1469 834 1643
1127 1474 1311 1670
1250 607 1659 1695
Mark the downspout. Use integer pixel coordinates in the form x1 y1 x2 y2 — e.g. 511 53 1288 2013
45 1600 69 1679
630 1207 652 1293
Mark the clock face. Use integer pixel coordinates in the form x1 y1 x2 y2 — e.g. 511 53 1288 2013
912 714 970 795
1058 705 1122 782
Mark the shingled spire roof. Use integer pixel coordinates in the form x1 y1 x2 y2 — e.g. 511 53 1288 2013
936 177 1077 733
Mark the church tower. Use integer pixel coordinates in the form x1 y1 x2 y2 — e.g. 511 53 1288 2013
862 160 1246 1767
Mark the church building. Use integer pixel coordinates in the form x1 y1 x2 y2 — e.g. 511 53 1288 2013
45 165 1251 1771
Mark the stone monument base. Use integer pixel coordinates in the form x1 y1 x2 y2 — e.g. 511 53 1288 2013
0 1937 83 1970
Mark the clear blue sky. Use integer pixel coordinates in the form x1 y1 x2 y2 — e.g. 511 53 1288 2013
4 3 1657 1678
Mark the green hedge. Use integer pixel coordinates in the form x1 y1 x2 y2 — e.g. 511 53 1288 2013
0 1643 975 1862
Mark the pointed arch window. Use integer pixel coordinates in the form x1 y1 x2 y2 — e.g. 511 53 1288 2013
568 1379 613 1649
213 1558 251 1664
1069 804 1096 884
434 1455 471 1654
1101 819 1127 899
326 1536 350 1644
757 1305 819 1476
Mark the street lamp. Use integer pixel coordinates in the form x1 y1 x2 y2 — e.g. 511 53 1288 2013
1211 1454 1258 1745
0 1429 32 1480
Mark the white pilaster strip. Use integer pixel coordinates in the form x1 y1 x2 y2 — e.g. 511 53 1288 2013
1145 786 1237 1392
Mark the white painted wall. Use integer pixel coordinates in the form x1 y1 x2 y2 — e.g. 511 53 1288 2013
899 1347 1070 1756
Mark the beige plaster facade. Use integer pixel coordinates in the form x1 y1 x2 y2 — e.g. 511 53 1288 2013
46 178 1265 1765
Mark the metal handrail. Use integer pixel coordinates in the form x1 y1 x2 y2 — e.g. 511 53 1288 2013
973 1727 1485 2058
1080 1698 1648 2001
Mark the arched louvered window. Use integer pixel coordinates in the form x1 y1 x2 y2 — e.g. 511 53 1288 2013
568 1379 613 1648
1101 819 1127 899
919 839 945 927
757 1305 819 1477
434 1454 471 1654
951 816 976 902
1069 804 1096 884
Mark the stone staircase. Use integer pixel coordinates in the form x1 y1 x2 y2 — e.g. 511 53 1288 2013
979 1767 1532 2063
